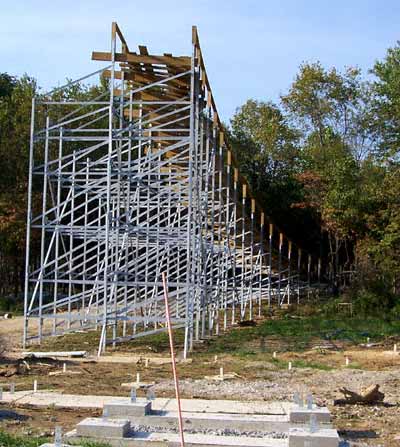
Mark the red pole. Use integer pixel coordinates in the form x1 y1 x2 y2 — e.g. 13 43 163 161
162 272 185 447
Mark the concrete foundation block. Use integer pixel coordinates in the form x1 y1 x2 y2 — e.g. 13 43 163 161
289 427 339 447
104 400 152 417
76 417 130 438
289 406 331 424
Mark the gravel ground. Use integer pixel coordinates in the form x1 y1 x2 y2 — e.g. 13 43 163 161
153 368 400 403
153 368 400 447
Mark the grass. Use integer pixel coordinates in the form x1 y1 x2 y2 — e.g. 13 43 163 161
0 431 47 447
345 362 363 370
35 311 400 363
39 325 186 354
0 430 110 447
205 316 400 354
291 359 333 371
269 356 333 370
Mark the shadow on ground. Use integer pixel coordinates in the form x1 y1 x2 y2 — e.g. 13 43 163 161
339 429 379 439
0 409 28 422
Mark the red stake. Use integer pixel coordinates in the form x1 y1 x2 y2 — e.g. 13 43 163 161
162 271 185 447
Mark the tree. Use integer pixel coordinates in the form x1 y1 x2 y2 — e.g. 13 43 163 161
282 62 372 163
357 44 400 297
370 43 400 158
230 99 300 180
0 75 38 301
229 100 314 242
0 73 16 99
281 63 372 275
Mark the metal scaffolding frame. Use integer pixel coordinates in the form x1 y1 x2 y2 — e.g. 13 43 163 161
24 23 323 356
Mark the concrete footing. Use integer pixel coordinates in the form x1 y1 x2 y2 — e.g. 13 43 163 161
100 398 295 432
66 429 288 447
289 406 331 424
76 417 131 438
0 392 291 414
288 427 339 447
105 410 292 432
104 400 152 417
35 396 339 447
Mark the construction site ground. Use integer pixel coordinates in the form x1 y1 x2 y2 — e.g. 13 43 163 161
1 311 400 446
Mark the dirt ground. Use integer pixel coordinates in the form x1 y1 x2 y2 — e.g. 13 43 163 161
1 316 400 446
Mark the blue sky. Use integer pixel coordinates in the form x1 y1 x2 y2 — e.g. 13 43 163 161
1 0 399 121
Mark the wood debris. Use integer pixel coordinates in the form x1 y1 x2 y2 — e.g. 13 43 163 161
334 384 384 405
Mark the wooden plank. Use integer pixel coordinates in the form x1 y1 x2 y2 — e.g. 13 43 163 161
112 88 189 102
115 23 129 53
139 45 156 76
92 51 191 68
23 351 87 358
103 69 190 91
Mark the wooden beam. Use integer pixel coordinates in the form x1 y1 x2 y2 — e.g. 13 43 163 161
92 51 191 68
103 70 190 94
115 23 129 53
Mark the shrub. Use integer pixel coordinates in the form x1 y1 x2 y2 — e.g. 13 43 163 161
345 274 399 317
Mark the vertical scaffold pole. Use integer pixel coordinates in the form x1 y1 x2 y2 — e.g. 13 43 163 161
297 248 302 304
38 115 50 343
268 223 273 307
232 168 238 324
278 232 283 307
249 198 255 320
98 21 116 356
258 212 265 317
223 149 232 331
241 184 246 319
184 27 197 358
288 241 292 306
23 97 36 349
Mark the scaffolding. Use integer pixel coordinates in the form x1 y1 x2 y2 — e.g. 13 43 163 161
23 23 323 356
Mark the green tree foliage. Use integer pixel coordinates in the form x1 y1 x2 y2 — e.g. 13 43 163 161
230 99 300 181
0 74 37 302
360 44 400 299
231 56 400 308
280 63 374 272
370 43 400 158
356 161 400 296
229 100 319 246
0 73 16 99
281 63 371 160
